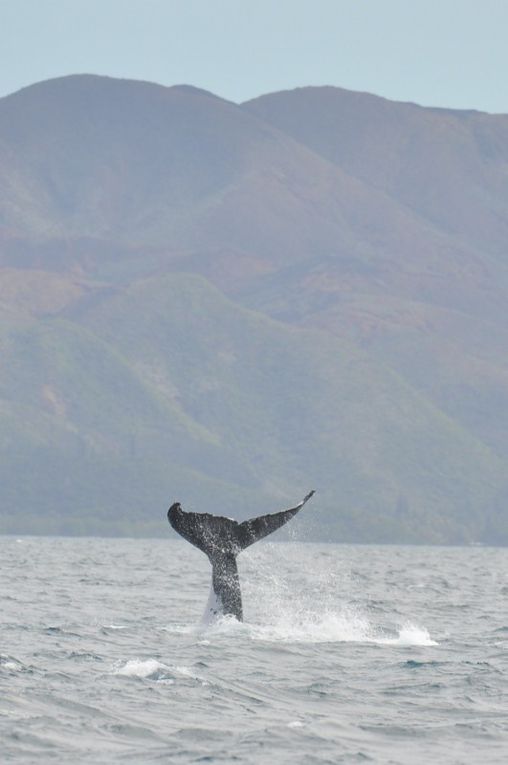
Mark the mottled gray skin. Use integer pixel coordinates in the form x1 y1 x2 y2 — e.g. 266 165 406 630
167 491 315 621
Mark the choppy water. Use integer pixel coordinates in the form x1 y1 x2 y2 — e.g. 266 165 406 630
0 537 507 764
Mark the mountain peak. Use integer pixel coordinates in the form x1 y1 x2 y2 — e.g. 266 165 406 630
2 73 223 106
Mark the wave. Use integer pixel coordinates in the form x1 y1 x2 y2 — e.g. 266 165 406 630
114 659 175 681
0 654 25 671
113 659 207 684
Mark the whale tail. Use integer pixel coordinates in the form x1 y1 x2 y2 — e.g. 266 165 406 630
167 491 315 621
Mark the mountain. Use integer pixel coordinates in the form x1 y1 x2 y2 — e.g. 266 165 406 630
243 87 508 463
244 86 508 256
0 75 507 543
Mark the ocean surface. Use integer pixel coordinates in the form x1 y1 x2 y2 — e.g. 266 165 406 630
0 536 507 764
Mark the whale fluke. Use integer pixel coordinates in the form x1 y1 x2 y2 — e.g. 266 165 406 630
167 491 315 621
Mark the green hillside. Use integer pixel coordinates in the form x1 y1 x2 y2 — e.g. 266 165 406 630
1 273 505 542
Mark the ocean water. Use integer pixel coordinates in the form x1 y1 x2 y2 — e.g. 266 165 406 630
0 537 507 764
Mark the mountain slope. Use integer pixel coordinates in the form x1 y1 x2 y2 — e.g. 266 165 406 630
242 86 508 463
1 76 508 542
76 273 508 543
243 86 508 259
0 76 487 286
1 271 506 542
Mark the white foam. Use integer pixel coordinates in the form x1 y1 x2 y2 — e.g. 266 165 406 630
0 655 23 671
250 607 375 644
115 659 174 681
251 616 438 646
198 613 249 638
1 660 22 671
378 623 438 647
192 598 439 647
114 659 207 683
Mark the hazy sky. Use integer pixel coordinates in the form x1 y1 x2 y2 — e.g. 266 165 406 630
1 0 507 112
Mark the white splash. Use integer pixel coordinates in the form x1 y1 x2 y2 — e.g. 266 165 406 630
379 622 439 647
249 605 375 644
199 613 249 638
237 544 439 647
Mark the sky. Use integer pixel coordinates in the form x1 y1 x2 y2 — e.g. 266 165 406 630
1 0 507 113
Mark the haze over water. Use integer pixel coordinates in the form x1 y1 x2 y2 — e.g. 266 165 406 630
1 537 507 764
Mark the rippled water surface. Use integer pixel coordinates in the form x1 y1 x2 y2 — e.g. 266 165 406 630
1 537 507 764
